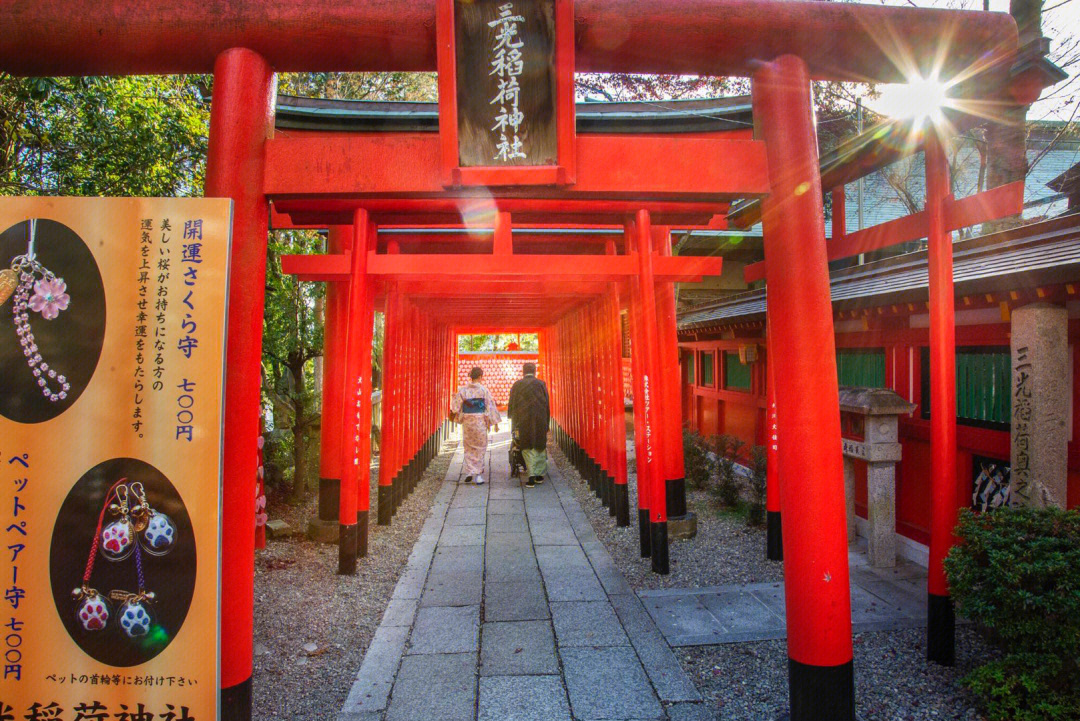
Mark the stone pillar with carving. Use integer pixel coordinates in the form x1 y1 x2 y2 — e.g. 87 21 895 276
840 388 916 568
1010 303 1070 508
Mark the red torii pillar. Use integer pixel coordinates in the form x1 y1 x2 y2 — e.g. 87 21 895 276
754 55 855 719
316 226 350 538
925 130 959 666
203 47 275 721
765 331 782 561
632 210 669 573
655 227 688 520
336 210 375 573
378 288 401 524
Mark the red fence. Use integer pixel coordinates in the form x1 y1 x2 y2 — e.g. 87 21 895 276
457 352 540 407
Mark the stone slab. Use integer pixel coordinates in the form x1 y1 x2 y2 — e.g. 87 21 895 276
339 624 410 715
420 568 483 608
444 507 485 526
665 702 717 721
486 513 529 534
385 652 477 721
408 605 480 655
478 675 572 721
484 580 551 622
536 545 606 602
480 620 558 676
529 520 580 546
609 593 702 703
551 601 630 647
489 498 526 515
439 523 485 547
560 646 664 720
380 598 418 628
582 540 633 597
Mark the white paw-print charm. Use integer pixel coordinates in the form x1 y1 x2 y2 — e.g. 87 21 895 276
118 598 154 638
140 511 177 556
75 592 110 631
101 519 134 562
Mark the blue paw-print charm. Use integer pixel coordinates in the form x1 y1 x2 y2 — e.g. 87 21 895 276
119 598 153 638
140 511 177 556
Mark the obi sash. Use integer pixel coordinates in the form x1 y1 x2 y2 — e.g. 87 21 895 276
461 397 486 414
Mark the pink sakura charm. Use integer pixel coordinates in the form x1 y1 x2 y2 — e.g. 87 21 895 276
28 277 70 320
7 221 71 402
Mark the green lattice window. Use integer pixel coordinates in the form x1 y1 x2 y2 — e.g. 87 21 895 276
725 352 752 391
836 349 886 388
700 352 714 386
686 352 695 384
920 346 1010 429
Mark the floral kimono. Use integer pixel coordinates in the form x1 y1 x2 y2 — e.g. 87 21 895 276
451 382 501 476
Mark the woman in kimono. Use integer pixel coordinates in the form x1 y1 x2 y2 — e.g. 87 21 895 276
451 366 501 484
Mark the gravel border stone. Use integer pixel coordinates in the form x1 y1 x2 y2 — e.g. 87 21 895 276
252 443 455 720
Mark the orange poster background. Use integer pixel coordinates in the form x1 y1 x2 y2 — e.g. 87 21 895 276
0 198 231 720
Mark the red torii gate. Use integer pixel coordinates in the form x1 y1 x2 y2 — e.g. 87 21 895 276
2 2 1025 720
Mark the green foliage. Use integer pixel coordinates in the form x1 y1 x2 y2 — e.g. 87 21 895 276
682 428 713 491
263 230 326 502
458 333 539 352
746 445 767 527
0 74 209 197
278 72 437 102
711 434 745 509
945 507 1080 721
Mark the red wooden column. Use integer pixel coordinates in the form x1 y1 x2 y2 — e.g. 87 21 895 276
765 328 782 561
337 211 375 573
655 227 688 519
627 230 652 557
754 54 855 720
925 129 959 666
204 46 274 721
634 210 669 574
316 226 350 535
378 288 401 525
606 287 630 525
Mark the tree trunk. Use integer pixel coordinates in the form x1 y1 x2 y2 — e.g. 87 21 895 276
983 0 1042 232
288 357 310 504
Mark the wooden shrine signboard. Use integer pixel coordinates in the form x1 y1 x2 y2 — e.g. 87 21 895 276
437 0 576 187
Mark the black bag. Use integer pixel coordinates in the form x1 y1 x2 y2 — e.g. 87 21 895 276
509 430 526 476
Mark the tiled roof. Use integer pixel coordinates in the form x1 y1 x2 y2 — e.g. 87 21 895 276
679 215 1080 330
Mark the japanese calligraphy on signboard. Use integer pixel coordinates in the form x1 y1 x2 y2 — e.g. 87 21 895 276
0 197 230 720
437 0 575 186
455 0 557 167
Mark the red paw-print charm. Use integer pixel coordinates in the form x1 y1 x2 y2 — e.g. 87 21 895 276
101 519 134 562
77 595 110 631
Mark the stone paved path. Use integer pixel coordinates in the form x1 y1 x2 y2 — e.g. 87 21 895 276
641 544 931 647
338 423 707 721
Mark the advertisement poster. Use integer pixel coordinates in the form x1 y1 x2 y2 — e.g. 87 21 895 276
0 197 231 720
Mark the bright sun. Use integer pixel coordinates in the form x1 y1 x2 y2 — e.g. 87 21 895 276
870 74 950 126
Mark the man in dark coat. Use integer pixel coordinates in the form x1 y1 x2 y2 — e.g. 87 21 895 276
507 362 550 487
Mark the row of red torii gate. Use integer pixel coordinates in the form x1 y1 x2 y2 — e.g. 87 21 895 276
1 1 1049 720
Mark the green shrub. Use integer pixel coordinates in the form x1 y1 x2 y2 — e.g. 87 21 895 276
682 428 713 491
746 445 767 527
711 434 744 508
945 507 1080 721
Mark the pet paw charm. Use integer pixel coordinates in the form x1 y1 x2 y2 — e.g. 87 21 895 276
72 587 110 632
100 485 135 562
116 593 155 639
130 482 177 556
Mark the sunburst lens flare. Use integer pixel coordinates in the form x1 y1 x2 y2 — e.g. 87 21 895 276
872 74 952 129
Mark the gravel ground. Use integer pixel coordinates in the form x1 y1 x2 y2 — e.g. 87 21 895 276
553 432 784 590
555 426 994 721
680 627 993 721
252 442 455 720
